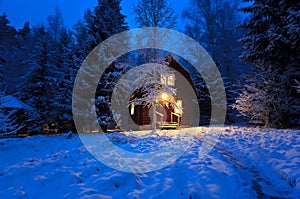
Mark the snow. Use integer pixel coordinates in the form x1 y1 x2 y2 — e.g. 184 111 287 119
0 95 33 110
0 127 299 198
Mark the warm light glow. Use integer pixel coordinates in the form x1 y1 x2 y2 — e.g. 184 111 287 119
130 103 135 115
161 92 169 101
161 75 166 85
168 74 175 86
177 100 182 107
175 100 183 114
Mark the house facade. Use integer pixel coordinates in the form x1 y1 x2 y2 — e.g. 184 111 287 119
129 56 200 130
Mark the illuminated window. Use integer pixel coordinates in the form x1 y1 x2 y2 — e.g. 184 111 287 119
161 92 169 101
161 75 166 85
130 103 135 115
177 100 182 107
175 100 183 114
161 74 175 86
168 74 175 86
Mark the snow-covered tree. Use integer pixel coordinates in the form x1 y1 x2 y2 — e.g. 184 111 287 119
15 21 32 59
239 0 300 127
0 108 24 136
132 0 178 63
18 22 31 40
41 10 77 133
17 26 48 125
51 29 76 132
17 26 61 133
47 7 64 43
82 0 128 52
72 20 92 67
0 13 16 43
295 80 300 94
239 0 299 72
72 0 128 69
128 61 179 130
0 12 20 92
134 0 177 29
0 95 39 136
0 43 6 95
233 65 291 127
72 0 128 132
183 0 243 76
182 0 244 124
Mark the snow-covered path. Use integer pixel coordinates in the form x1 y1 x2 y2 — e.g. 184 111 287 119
212 144 293 198
214 127 300 198
0 127 299 199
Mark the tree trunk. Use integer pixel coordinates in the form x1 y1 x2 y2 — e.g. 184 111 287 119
152 103 157 130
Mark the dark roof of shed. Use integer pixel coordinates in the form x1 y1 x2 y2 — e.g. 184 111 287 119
0 95 33 110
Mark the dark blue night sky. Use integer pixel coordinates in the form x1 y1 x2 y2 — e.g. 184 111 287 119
0 0 188 29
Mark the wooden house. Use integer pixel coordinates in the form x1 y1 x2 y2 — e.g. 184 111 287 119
129 56 199 130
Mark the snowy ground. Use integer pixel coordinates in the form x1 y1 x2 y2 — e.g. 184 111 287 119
0 127 300 199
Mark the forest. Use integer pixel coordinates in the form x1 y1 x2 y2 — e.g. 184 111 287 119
0 0 299 137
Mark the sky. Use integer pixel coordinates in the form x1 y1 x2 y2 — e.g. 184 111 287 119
0 0 188 31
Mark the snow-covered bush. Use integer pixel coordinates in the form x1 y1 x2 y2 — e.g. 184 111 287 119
233 66 292 127
0 95 40 136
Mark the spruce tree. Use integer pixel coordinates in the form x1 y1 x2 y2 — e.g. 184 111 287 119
18 26 58 133
239 0 300 127
72 0 128 131
0 43 6 95
54 29 77 132
0 13 19 92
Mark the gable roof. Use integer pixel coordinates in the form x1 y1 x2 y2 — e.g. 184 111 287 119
0 95 33 110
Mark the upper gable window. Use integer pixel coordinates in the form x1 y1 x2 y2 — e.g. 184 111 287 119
161 75 166 85
168 74 175 86
161 74 175 86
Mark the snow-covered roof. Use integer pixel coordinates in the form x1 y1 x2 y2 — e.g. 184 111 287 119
0 95 33 110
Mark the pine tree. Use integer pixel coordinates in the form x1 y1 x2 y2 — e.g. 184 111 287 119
0 13 19 92
0 108 24 136
73 0 128 62
15 22 34 81
54 29 77 132
239 0 300 127
18 22 31 40
73 20 92 67
239 0 299 71
80 0 128 54
0 43 6 95
72 0 128 132
17 26 59 133
0 13 17 43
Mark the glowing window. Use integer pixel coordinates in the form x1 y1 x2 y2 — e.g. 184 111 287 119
130 103 135 115
175 100 183 114
168 74 175 86
161 75 166 85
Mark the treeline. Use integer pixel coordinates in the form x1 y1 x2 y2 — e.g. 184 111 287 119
0 0 299 136
0 0 128 135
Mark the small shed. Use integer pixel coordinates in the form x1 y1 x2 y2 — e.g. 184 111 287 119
0 95 35 137
1 95 33 110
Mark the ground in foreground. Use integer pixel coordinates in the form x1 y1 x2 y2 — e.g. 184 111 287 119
0 127 299 198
